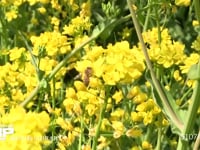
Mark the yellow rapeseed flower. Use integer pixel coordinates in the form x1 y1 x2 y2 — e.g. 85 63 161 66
162 118 169 126
39 57 57 74
66 87 77 99
80 1 91 17
133 92 147 104
173 70 182 81
50 0 61 10
192 35 200 51
27 0 37 6
131 112 144 122
74 81 87 91
127 86 140 99
69 0 79 11
175 0 190 6
143 112 153 125
126 127 142 137
51 17 60 31
59 132 75 146
82 145 92 150
97 136 109 149
56 117 73 131
11 89 25 102
88 77 102 88
62 16 91 36
5 9 18 22
112 90 123 104
85 104 97 116
142 141 153 149
111 121 125 138
193 20 199 26
100 119 110 131
110 109 125 121
9 47 25 61
37 7 46 14
180 53 199 74
57 142 66 150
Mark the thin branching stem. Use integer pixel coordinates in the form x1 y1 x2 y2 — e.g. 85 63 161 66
127 0 184 130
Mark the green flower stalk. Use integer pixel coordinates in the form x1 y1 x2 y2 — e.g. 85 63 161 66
194 0 200 23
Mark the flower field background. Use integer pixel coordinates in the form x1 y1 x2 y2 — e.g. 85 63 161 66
0 0 200 150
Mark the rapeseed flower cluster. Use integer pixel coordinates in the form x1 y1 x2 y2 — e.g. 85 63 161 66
180 53 199 74
1 0 48 22
0 48 38 106
128 86 167 126
62 1 91 38
60 83 155 149
0 0 199 149
57 72 165 149
62 16 91 37
76 41 145 85
142 28 186 68
31 31 70 58
0 106 50 150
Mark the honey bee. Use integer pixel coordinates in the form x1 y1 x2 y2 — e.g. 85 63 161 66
83 67 93 86
72 67 93 86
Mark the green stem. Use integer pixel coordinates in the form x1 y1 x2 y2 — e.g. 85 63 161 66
20 84 40 107
78 116 84 150
36 91 43 112
143 0 151 32
144 125 152 141
46 35 96 81
152 0 162 45
194 0 200 23
194 130 200 150
177 61 200 150
155 8 161 45
51 117 56 150
178 64 200 149
155 128 161 150
19 31 40 81
52 77 56 109
92 89 109 150
127 0 184 131
60 78 65 103
179 88 192 107
0 7 9 49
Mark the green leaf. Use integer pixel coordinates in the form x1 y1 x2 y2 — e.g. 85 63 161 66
99 19 117 41
188 64 200 80
92 15 131 42
92 19 118 41
145 70 186 135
